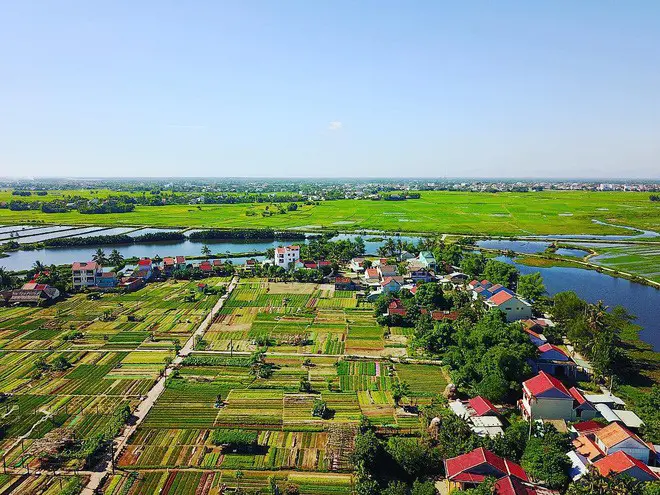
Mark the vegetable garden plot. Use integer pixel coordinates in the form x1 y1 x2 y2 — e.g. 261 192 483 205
357 390 396 425
257 430 329 470
216 389 284 429
320 392 361 422
344 325 384 352
337 360 392 391
395 363 447 397
143 379 222 429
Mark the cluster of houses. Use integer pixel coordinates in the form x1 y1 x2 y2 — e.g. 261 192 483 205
468 279 532 322
1 273 61 306
444 447 559 494
70 255 240 292
442 313 660 486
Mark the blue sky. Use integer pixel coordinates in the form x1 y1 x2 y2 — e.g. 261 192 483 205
1 1 659 178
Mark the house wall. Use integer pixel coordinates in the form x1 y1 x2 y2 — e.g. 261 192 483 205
597 439 650 463
528 396 575 421
495 299 532 322
72 269 99 288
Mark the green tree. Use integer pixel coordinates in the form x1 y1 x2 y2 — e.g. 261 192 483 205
415 283 446 309
391 380 411 406
0 268 14 290
460 252 486 278
108 249 124 267
201 244 212 257
382 480 408 495
517 272 545 301
521 437 570 489
483 259 518 288
410 479 437 495
92 248 108 265
385 437 441 480
351 429 382 473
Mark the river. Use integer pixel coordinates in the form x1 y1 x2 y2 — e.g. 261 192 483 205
496 256 660 351
0 234 420 272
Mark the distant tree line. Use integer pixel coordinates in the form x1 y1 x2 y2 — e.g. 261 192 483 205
188 228 305 241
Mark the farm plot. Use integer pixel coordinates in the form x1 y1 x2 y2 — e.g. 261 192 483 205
337 360 392 391
395 363 448 402
0 279 225 351
101 470 353 495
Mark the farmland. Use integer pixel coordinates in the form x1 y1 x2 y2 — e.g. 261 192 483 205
0 190 658 235
0 276 453 494
102 279 447 493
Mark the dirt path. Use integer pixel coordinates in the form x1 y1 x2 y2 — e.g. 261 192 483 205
81 276 239 495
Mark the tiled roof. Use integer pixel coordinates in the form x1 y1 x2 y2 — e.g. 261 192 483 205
72 261 98 271
593 451 657 480
138 258 152 266
445 447 528 483
493 476 558 495
163 257 175 265
523 371 571 398
572 435 604 461
430 310 459 321
365 268 379 278
538 343 568 357
595 422 646 449
571 420 604 435
381 277 401 287
335 277 351 284
469 396 498 417
175 256 186 263
568 387 589 405
488 290 514 305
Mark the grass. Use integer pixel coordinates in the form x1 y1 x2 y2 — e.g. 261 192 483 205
1 190 659 235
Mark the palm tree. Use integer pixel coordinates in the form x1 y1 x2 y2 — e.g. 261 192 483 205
92 248 108 265
586 300 608 333
32 260 45 272
108 249 124 267
201 244 211 257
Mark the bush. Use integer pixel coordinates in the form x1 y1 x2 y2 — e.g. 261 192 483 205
210 429 258 449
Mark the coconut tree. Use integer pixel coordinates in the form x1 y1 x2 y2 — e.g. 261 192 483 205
92 248 108 265
108 249 124 267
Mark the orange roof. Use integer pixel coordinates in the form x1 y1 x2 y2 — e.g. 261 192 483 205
488 290 514 305
595 422 646 449
572 435 604 461
593 451 657 479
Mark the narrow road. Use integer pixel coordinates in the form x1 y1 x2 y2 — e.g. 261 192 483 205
81 276 239 495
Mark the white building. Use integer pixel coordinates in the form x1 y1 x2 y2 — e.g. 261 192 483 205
274 245 300 269
72 261 102 289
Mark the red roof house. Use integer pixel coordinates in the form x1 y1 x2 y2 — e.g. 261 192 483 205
445 448 528 491
520 371 574 421
571 420 604 437
387 299 407 317
494 476 559 495
593 451 658 482
468 396 499 417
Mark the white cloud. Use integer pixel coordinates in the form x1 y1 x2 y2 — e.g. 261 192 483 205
328 121 342 131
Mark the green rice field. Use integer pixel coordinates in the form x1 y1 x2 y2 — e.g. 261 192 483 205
0 190 658 235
